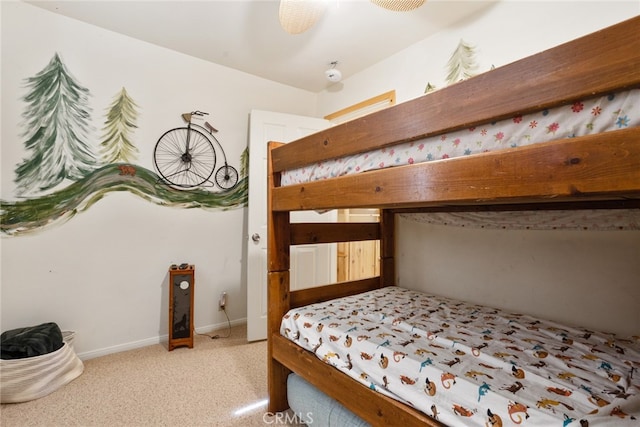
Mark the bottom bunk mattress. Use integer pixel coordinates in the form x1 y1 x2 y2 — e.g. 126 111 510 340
280 287 640 426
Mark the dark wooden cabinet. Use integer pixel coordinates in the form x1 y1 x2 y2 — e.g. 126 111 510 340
168 265 194 351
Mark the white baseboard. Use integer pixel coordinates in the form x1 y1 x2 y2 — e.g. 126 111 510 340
195 317 246 336
77 318 247 360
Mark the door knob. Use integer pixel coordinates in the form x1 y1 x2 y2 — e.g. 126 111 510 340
251 233 261 243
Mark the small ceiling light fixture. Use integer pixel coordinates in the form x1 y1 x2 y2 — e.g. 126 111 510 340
325 61 342 83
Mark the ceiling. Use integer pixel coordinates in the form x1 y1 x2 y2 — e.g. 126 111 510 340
26 0 496 93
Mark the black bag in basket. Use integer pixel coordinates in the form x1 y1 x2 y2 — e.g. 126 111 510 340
1 322 64 360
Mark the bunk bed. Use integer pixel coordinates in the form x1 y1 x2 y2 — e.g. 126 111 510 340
266 16 640 427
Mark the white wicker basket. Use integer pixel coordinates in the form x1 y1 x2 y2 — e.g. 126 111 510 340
1 331 84 403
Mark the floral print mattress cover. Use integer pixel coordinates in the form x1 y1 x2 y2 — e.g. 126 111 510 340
281 286 640 426
281 89 639 186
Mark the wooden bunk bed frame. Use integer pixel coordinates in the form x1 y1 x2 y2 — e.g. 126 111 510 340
266 17 640 427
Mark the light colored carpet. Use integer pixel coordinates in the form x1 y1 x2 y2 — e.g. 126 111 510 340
1 325 302 426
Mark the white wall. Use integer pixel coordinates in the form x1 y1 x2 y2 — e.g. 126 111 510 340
316 1 640 336
1 2 317 358
317 1 639 114
396 218 640 337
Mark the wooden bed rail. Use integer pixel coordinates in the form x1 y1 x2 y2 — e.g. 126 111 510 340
272 127 640 212
271 334 444 427
291 222 379 244
270 15 640 173
290 277 382 309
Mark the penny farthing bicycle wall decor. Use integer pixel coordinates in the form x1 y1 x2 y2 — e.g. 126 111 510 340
154 111 239 190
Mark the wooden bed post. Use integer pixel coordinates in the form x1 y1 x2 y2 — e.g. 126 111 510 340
267 141 291 413
379 209 395 288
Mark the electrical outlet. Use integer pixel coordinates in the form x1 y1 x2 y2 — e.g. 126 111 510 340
219 292 227 311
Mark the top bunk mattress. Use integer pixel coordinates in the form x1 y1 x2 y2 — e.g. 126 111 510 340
281 286 640 426
281 88 639 186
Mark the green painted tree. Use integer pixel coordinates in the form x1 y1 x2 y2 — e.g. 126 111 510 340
445 39 479 85
99 87 140 164
424 82 437 94
15 53 97 195
240 147 249 178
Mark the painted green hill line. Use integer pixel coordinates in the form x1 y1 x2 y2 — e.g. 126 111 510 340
1 164 247 236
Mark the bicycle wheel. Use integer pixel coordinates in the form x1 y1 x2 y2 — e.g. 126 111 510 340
215 164 239 190
154 127 216 188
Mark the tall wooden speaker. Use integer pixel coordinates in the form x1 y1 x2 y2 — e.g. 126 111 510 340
168 264 195 351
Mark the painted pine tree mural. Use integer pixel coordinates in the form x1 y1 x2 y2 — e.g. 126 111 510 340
445 39 478 85
424 82 436 94
240 147 249 178
15 53 97 195
99 87 140 164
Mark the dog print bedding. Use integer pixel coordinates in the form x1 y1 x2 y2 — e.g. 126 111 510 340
281 286 640 426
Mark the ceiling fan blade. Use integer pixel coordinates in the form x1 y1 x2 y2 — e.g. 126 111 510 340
370 0 425 12
279 0 327 35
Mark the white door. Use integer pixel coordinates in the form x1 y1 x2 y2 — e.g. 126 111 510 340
246 110 336 342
